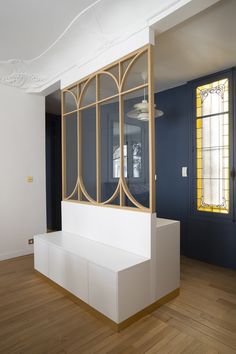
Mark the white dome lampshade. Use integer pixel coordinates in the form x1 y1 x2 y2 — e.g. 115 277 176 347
127 99 164 121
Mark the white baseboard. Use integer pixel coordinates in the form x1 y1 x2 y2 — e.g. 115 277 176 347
0 247 34 261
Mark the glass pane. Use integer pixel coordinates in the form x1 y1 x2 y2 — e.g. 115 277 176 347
123 198 138 209
105 64 119 84
64 90 77 114
122 51 148 92
132 141 142 178
112 142 127 178
196 79 229 117
123 88 149 208
121 55 135 83
81 107 96 200
79 80 87 95
81 193 89 202
109 195 120 206
100 97 119 202
196 113 229 214
65 113 78 199
80 77 96 107
99 73 118 101
70 85 79 98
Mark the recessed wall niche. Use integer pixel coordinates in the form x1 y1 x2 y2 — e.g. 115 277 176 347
62 45 155 212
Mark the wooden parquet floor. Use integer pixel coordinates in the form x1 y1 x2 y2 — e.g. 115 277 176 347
0 255 236 354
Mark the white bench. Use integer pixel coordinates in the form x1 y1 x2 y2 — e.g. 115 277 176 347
34 202 180 329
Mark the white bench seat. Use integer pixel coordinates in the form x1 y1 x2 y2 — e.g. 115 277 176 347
34 231 151 324
35 231 149 272
34 203 180 327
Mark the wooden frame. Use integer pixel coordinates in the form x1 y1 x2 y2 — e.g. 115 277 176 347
61 44 156 212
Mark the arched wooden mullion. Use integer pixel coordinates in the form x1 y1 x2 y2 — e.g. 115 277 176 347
78 72 119 110
120 178 149 210
78 177 97 204
63 89 78 111
101 182 121 205
97 71 119 204
78 71 120 204
64 178 79 201
78 75 96 108
120 48 147 92
97 71 119 93
78 178 120 206
77 75 97 203
77 107 98 205
62 97 78 200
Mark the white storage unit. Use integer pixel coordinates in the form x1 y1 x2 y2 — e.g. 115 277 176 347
34 202 180 327
34 231 150 322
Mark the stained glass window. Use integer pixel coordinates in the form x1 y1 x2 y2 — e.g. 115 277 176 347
196 78 230 214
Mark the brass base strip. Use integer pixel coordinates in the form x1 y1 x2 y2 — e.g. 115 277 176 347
118 288 180 331
35 270 179 332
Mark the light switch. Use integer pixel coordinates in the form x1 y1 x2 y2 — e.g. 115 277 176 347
182 167 188 177
27 176 33 183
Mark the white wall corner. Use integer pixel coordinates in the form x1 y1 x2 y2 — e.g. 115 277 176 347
0 85 46 260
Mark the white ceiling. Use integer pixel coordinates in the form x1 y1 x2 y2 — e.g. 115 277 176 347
155 0 236 92
1 0 192 91
0 0 96 60
46 0 236 114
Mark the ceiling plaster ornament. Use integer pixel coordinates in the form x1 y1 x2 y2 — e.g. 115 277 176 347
0 72 45 89
0 60 45 89
0 0 102 90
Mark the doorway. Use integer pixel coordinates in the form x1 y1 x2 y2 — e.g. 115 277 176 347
46 90 62 231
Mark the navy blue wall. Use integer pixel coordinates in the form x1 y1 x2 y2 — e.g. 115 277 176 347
155 86 189 255
155 85 236 270
47 82 236 269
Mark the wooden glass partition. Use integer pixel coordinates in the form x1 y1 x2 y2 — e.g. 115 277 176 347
62 45 155 212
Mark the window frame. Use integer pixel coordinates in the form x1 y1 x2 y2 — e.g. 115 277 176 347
190 69 234 221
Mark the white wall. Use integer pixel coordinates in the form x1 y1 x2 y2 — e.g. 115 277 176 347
0 84 46 260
